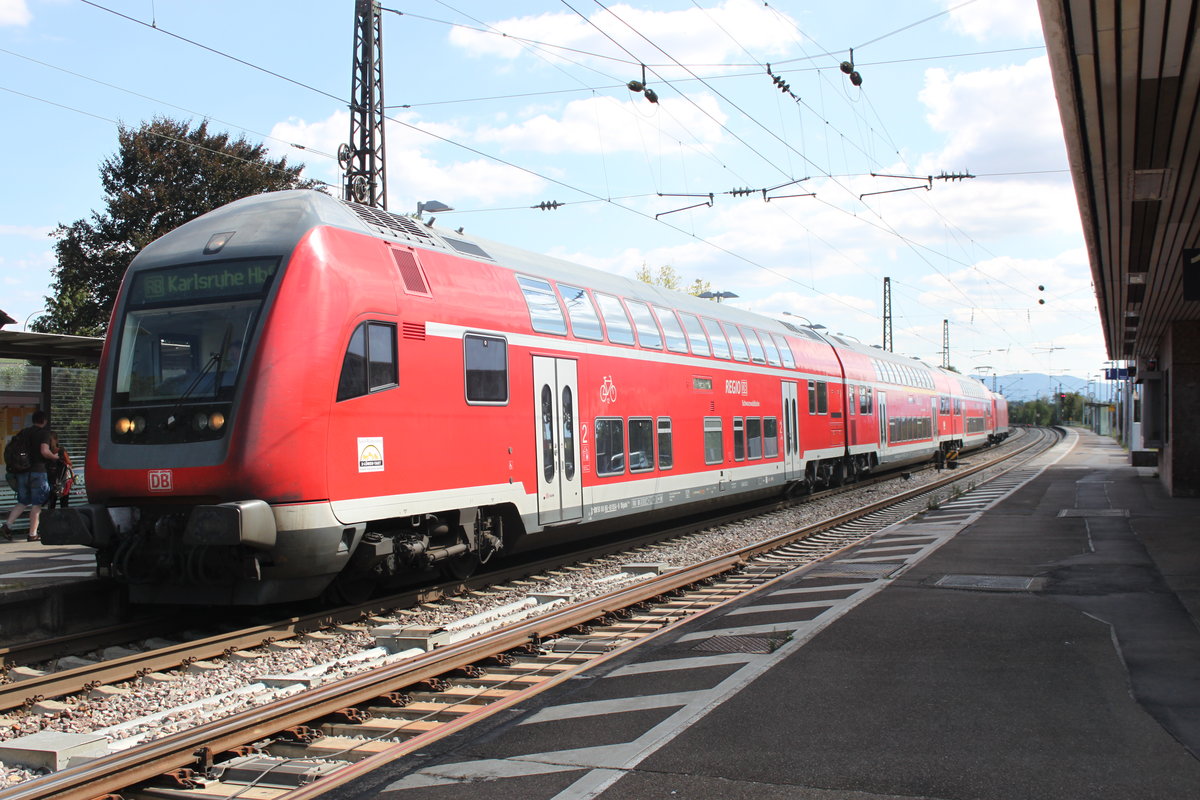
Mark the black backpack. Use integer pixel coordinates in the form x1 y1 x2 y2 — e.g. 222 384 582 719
3 427 33 474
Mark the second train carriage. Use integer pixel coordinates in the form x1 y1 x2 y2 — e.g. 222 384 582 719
42 190 1008 604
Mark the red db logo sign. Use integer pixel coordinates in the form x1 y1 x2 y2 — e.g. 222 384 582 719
148 469 174 492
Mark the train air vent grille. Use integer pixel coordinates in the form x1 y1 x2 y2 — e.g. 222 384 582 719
344 201 438 245
443 237 493 260
390 248 432 296
403 322 426 341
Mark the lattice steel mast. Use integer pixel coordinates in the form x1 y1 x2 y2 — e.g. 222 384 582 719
339 0 388 209
882 276 893 352
942 319 951 369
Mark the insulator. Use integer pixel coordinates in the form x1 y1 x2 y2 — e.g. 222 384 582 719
535 201 563 211
627 80 645 92
840 61 854 75
850 71 863 87
644 88 659 103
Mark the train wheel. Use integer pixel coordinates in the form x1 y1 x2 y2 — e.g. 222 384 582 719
323 568 380 606
830 460 848 487
441 550 480 581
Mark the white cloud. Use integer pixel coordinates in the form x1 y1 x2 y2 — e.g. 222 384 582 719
474 93 726 154
918 56 1067 176
269 111 545 211
449 0 796 78
0 0 31 27
945 0 1043 42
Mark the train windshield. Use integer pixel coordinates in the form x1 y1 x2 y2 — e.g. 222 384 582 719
113 258 278 404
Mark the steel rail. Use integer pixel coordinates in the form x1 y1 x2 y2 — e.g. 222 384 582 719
0 553 746 800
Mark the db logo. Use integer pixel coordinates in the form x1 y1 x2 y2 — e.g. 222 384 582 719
148 469 174 492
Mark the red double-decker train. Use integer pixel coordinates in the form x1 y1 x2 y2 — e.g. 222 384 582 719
43 190 1008 605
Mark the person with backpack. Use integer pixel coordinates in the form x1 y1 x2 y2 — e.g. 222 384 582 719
2 410 64 542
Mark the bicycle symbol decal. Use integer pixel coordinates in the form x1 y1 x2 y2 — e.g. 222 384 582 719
600 375 618 403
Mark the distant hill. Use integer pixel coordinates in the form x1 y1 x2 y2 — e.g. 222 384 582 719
969 372 1093 402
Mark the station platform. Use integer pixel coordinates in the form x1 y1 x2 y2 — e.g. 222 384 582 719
0 530 120 646
331 427 1200 800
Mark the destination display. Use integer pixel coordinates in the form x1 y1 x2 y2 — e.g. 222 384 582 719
129 259 278 306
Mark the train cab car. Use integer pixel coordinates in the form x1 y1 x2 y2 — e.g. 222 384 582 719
38 191 843 604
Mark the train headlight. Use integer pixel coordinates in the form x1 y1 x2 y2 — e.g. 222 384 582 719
131 416 147 434
114 417 133 435
191 412 210 432
209 412 226 431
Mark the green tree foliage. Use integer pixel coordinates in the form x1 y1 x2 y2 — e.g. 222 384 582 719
1010 393 1085 426
635 264 710 297
39 118 321 335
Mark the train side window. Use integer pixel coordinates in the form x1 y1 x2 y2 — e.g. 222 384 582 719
773 334 796 368
734 417 745 461
595 293 635 345
764 418 779 457
653 305 689 353
369 323 398 390
704 417 724 464
628 417 655 472
516 275 567 335
337 326 368 401
747 417 763 459
759 331 782 366
657 417 673 469
678 313 711 356
464 333 508 404
700 317 732 359
847 384 856 415
558 284 604 341
742 328 767 364
723 322 750 361
595 417 626 476
808 380 817 414
625 300 663 349
337 321 397 401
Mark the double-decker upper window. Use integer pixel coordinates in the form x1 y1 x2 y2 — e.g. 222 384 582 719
517 275 567 335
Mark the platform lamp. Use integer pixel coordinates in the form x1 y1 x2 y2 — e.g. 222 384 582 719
416 200 454 220
782 311 826 330
699 291 738 303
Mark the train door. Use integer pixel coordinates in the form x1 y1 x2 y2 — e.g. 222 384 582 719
781 381 803 480
878 391 888 447
533 356 583 525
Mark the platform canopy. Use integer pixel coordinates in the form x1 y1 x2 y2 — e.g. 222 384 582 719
1038 0 1200 363
0 330 104 364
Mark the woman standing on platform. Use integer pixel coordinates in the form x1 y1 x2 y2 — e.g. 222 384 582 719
46 434 74 510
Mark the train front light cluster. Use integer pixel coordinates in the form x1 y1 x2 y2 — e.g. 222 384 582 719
114 415 147 435
190 411 226 432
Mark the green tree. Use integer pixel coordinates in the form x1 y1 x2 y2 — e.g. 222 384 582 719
635 264 709 297
39 118 321 335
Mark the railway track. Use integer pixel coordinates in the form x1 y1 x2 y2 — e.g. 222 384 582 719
0 426 1057 799
0 429 1029 714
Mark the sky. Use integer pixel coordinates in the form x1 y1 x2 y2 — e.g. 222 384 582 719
0 0 1107 391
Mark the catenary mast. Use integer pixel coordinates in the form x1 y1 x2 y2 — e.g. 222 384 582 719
339 0 388 209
